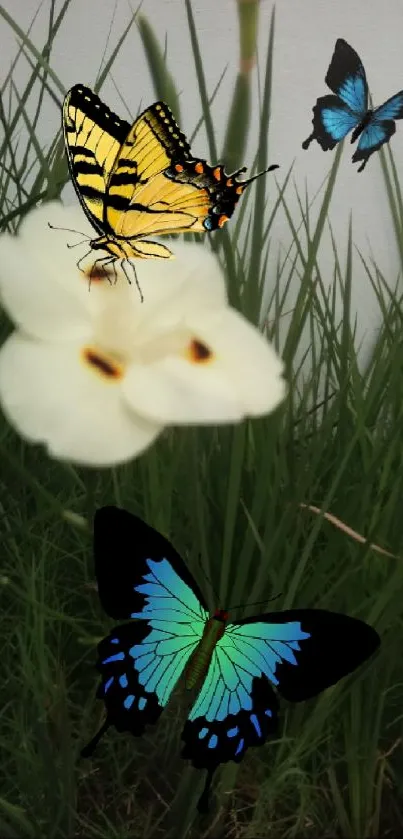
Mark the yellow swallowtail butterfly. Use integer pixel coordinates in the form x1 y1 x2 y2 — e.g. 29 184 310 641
62 84 278 285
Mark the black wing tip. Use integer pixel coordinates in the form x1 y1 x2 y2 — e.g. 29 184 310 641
365 624 381 653
65 83 94 102
335 37 350 49
95 504 121 517
152 99 172 112
94 504 135 526
333 38 356 58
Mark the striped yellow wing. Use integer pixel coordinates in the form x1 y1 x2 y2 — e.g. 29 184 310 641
105 101 206 239
63 85 130 234
106 101 276 242
63 86 279 262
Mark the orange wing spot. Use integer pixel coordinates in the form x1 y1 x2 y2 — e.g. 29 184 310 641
175 163 184 173
226 178 233 187
82 347 124 380
195 161 204 174
213 167 221 180
186 338 213 364
218 214 229 228
236 186 244 195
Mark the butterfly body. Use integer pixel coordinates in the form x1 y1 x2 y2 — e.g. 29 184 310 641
83 506 380 813
350 109 371 140
63 84 279 278
184 610 228 690
302 39 403 171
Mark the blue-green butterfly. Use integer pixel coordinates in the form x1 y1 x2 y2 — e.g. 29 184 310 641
82 506 380 812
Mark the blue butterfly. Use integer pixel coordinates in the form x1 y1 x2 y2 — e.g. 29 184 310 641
81 506 380 813
302 38 403 171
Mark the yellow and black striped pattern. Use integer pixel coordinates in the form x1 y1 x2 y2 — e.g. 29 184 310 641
63 84 278 262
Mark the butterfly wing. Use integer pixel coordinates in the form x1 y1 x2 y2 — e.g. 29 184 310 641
302 39 368 151
352 91 403 171
325 39 368 114
65 88 277 257
182 609 379 811
106 100 277 247
303 94 362 151
105 101 202 249
82 506 209 756
63 85 130 237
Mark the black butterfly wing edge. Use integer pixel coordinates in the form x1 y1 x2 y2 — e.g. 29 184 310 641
233 608 380 701
63 86 132 236
325 39 368 108
181 675 280 813
93 505 209 618
81 620 165 758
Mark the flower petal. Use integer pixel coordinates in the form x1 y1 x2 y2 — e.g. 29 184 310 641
112 239 228 314
0 332 162 466
0 202 99 339
92 243 228 357
0 201 227 342
123 307 286 424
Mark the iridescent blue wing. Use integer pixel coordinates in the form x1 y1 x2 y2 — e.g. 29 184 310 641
352 91 403 172
325 39 368 113
302 95 361 151
372 91 403 123
82 506 209 757
182 609 380 812
303 39 367 152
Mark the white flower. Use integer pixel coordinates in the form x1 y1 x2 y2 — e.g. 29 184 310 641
0 201 286 467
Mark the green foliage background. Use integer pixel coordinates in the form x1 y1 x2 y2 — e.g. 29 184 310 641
0 2 402 836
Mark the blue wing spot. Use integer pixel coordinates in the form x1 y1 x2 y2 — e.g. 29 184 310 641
103 676 114 694
198 727 209 739
227 726 239 737
138 697 147 710
123 694 135 710
102 652 125 664
265 709 272 717
110 637 119 644
208 734 218 749
119 674 128 688
250 713 262 737
235 738 245 756
203 217 214 231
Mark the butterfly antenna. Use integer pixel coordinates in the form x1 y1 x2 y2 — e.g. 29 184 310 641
67 238 93 249
81 717 110 758
237 163 279 186
48 221 91 240
227 591 283 612
197 767 216 814
195 553 220 605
